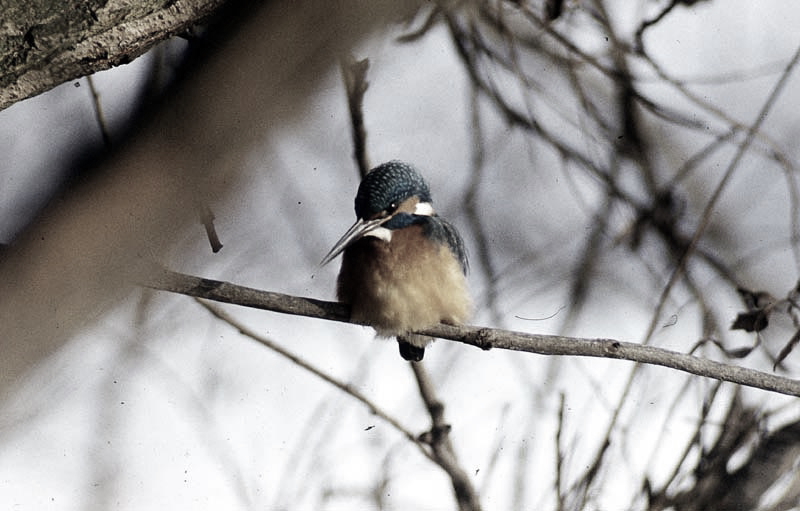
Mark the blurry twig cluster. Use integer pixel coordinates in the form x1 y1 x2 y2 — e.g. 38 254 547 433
392 1 800 509
407 0 800 345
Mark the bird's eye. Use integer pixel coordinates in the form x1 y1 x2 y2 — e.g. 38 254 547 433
386 203 398 214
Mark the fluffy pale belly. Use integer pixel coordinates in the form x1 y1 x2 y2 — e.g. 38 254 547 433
337 229 471 337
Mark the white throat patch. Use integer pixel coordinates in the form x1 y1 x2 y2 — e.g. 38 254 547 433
364 202 435 242
366 226 393 242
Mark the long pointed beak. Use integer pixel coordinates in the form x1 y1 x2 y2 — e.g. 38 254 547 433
320 216 387 266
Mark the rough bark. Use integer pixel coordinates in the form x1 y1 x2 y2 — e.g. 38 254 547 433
0 0 227 110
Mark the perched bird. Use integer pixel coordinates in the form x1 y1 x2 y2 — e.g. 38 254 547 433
321 161 471 361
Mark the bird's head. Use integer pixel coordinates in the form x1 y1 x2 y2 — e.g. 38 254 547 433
321 161 435 266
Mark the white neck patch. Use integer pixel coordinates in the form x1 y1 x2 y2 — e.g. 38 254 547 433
414 202 435 216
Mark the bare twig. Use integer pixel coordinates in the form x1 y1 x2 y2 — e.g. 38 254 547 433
194 298 433 458
570 41 800 500
86 75 112 148
478 403 509 495
198 203 223 253
634 0 681 52
141 268 800 397
198 296 486 510
340 56 371 178
555 392 566 511
411 362 483 511
647 382 723 502
641 40 800 347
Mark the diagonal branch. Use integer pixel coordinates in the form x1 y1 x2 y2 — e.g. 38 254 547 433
198 297 482 510
141 268 800 397
410 362 483 511
196 299 430 454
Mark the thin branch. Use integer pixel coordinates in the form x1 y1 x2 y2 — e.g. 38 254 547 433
194 298 434 460
640 40 800 348
141 268 800 397
198 296 484 510
198 203 223 253
555 392 566 511
570 44 800 489
478 403 509 495
86 75 112 148
340 56 371 178
634 0 681 52
649 382 724 501
411 362 483 511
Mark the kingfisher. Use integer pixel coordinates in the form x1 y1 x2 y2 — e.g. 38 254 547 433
321 161 472 361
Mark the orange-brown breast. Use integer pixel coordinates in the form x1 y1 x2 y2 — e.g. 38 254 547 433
337 224 471 336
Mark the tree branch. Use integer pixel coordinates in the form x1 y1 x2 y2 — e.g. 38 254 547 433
411 362 483 511
340 56 372 178
0 0 226 110
141 268 800 397
195 299 432 454
200 296 486 509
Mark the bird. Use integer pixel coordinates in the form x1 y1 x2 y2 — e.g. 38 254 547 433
321 161 471 361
